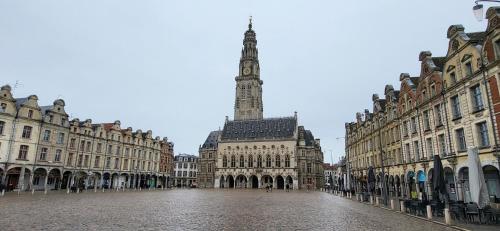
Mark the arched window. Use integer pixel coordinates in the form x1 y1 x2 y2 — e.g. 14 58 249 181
247 84 252 97
285 155 290 167
248 155 253 167
239 155 244 168
257 155 262 168
275 155 281 168
241 85 246 97
266 155 271 167
223 155 227 168
231 155 236 168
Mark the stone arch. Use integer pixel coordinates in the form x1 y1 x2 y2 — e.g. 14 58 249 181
236 175 247 188
219 175 225 188
286 175 293 190
458 167 469 202
227 175 235 188
261 175 273 188
443 167 456 201
47 168 62 190
276 175 284 189
249 175 258 189
483 165 500 199
32 168 48 191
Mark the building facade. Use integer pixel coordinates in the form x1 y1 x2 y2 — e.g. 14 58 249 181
197 19 324 190
0 86 174 192
345 7 500 204
174 154 198 187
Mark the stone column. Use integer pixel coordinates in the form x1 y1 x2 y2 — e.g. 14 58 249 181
44 172 49 194
18 166 26 192
66 173 72 193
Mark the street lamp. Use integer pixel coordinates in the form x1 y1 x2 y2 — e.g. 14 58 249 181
473 0 500 21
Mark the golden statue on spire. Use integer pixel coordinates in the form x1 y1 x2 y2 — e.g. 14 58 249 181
249 15 252 29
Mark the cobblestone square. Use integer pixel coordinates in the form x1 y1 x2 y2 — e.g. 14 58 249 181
0 189 458 231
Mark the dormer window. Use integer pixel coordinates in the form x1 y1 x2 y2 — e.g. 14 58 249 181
0 103 6 112
430 84 436 96
464 62 473 77
49 115 53 123
28 110 33 118
61 118 66 126
450 72 457 85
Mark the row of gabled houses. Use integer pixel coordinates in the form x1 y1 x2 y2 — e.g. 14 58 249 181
0 84 174 192
345 7 500 203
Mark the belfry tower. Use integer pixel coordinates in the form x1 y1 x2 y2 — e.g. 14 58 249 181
234 17 263 121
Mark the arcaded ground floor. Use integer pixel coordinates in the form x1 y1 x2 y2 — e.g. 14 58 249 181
0 189 463 230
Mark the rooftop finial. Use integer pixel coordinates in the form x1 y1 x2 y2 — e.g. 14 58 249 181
249 15 252 29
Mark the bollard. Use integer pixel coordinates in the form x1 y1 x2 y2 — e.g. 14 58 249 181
444 208 452 225
94 188 97 193
123 187 125 192
370 196 374 205
67 188 70 194
44 189 47 195
400 200 405 213
102 188 105 193
360 194 364 202
426 205 432 220
32 189 35 195
77 188 80 194
390 199 395 210
1 189 4 196
375 197 379 206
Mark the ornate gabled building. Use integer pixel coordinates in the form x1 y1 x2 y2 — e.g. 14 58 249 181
197 19 324 190
345 7 500 204
0 85 174 193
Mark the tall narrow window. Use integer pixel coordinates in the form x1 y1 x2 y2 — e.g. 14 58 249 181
275 155 281 168
27 109 33 118
79 140 85 152
438 134 446 157
456 128 467 152
43 130 51 142
114 158 119 169
451 95 462 119
307 163 312 173
471 85 484 112
21 126 32 139
464 62 473 77
94 156 101 168
70 138 76 149
54 149 61 162
423 111 430 131
67 153 74 166
248 155 253 168
450 72 457 84
434 105 443 126
285 155 290 167
84 155 89 167
425 138 433 158
266 155 271 167
230 155 236 168
0 121 4 135
40 147 48 160
413 141 420 161
239 155 244 168
411 117 417 133
57 133 65 144
477 122 490 147
257 155 262 168
222 155 227 168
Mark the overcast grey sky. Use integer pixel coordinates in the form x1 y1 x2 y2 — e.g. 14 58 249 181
0 0 490 163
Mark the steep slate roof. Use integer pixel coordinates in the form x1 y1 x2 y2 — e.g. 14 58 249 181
40 105 52 115
304 130 315 146
466 32 486 43
221 117 297 141
14 97 28 109
431 57 446 70
202 131 221 148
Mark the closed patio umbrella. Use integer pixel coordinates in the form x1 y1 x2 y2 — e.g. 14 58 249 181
467 147 489 208
368 166 376 194
432 155 448 202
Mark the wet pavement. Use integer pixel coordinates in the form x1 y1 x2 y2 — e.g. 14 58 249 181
0 189 459 231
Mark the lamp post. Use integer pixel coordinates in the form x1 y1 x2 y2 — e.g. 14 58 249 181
473 0 500 21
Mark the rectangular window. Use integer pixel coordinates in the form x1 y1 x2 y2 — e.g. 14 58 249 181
423 111 430 131
54 149 61 162
451 95 462 119
61 118 66 126
116 146 121 155
84 155 89 167
107 145 112 154
307 163 312 173
69 138 76 149
106 157 111 168
414 141 420 161
477 122 490 147
471 85 484 112
132 160 136 170
411 117 417 134
57 133 65 144
18 145 29 159
464 62 473 77
28 110 33 118
124 159 129 170
114 158 119 169
40 147 48 160
434 104 443 126
86 141 91 152
21 126 32 139
79 140 85 152
450 72 457 84
456 128 467 152
94 156 101 168
67 153 74 166
77 154 83 167
96 143 102 153
495 39 500 59
0 121 4 135
426 138 433 158
403 121 408 136
438 134 446 157
43 130 51 142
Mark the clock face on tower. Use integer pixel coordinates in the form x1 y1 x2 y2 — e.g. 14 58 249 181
243 67 251 75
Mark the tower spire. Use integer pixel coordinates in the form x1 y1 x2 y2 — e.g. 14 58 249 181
234 18 263 121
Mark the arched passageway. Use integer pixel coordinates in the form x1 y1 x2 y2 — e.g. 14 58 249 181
249 175 258 189
227 175 235 188
276 176 284 189
235 175 247 188
261 175 273 188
